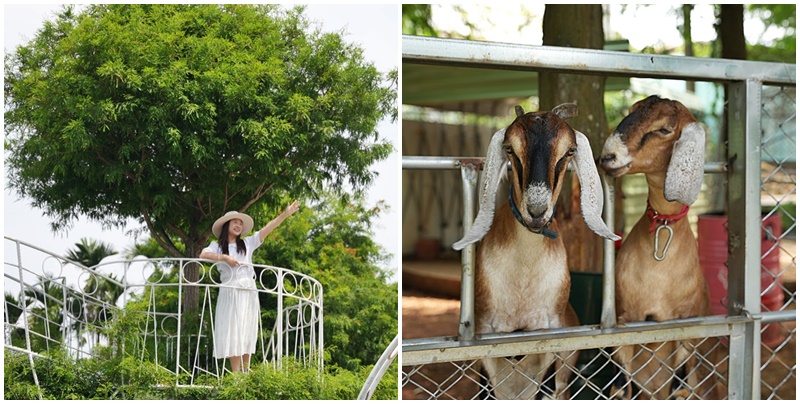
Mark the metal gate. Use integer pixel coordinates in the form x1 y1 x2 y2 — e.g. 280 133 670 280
401 35 796 399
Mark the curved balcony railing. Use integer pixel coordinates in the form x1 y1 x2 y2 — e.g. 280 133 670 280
4 236 323 388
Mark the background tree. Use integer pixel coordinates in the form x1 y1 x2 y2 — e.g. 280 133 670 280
539 4 608 273
5 4 396 313
66 238 117 268
256 192 396 370
746 4 796 62
402 4 438 37
681 4 695 92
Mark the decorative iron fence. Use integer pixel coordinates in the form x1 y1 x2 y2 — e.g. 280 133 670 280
401 35 796 400
4 236 324 391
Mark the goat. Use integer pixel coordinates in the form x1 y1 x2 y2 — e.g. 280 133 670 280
453 103 620 399
599 95 726 399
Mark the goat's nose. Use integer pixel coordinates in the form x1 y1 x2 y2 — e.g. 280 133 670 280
599 153 616 165
528 205 547 219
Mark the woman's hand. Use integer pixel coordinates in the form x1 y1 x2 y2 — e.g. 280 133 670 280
222 254 239 267
285 200 300 216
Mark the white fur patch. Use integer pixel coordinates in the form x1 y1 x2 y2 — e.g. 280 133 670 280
601 132 631 169
522 183 552 221
478 230 567 334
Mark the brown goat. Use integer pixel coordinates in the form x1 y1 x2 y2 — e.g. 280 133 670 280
599 95 726 399
453 104 619 399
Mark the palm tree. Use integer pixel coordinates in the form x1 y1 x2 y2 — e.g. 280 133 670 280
66 238 117 268
23 276 69 353
65 238 119 348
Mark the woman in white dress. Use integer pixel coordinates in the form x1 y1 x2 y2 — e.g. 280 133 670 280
199 201 300 373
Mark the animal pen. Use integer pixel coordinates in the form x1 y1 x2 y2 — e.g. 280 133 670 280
401 35 795 399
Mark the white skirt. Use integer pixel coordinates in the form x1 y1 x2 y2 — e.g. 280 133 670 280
214 276 259 358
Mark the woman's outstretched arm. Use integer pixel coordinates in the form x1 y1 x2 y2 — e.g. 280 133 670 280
199 250 239 266
258 200 300 242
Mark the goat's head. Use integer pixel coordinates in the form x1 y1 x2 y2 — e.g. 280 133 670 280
453 104 619 251
599 95 706 205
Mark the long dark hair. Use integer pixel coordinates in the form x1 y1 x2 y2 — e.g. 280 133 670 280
219 221 247 255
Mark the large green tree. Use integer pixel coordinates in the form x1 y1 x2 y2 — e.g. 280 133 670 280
5 4 395 309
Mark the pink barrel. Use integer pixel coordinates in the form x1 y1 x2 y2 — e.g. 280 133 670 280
697 214 786 348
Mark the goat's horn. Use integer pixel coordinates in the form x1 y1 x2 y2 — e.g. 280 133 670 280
515 105 525 117
453 128 508 250
573 131 621 241
552 103 578 120
664 122 706 206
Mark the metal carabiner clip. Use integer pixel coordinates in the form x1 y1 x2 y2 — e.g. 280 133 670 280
653 222 674 261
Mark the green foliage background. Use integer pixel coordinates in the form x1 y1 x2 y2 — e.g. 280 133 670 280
4 348 398 400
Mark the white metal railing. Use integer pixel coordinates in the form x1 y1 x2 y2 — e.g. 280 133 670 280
4 236 324 389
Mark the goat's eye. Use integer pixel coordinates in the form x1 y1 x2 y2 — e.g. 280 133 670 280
503 145 513 154
566 148 576 156
656 128 672 135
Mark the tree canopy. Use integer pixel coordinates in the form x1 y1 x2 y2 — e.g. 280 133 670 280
5 4 396 259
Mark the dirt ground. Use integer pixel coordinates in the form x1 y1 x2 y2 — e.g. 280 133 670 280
401 287 796 400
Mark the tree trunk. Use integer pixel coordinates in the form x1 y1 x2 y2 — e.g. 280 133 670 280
683 5 695 92
540 4 607 273
181 238 204 320
718 4 747 214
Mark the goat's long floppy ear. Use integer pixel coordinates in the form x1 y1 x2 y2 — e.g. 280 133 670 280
573 131 621 241
664 122 705 205
453 128 508 251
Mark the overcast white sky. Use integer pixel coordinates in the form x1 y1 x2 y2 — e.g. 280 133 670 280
3 3 401 290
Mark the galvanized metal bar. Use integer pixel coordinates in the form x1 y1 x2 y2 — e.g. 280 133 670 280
727 321 749 399
403 155 727 173
759 309 796 323
402 155 464 170
403 315 742 366
726 79 764 399
457 162 479 341
601 175 617 329
403 35 797 85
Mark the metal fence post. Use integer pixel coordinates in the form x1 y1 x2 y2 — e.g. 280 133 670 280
725 79 763 399
15 239 44 399
458 162 479 341
601 175 617 329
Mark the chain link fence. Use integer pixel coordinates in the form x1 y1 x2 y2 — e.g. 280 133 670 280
401 36 795 400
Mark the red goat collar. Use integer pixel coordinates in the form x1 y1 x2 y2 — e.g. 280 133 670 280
645 199 689 233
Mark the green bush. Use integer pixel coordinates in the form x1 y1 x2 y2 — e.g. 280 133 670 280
4 349 398 400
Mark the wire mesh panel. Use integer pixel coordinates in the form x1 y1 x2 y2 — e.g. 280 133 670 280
405 337 730 400
402 320 736 400
758 84 796 400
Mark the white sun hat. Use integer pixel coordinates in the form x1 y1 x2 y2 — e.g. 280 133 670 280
212 211 254 238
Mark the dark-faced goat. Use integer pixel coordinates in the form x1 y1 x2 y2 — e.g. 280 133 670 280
453 104 619 399
599 95 726 399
